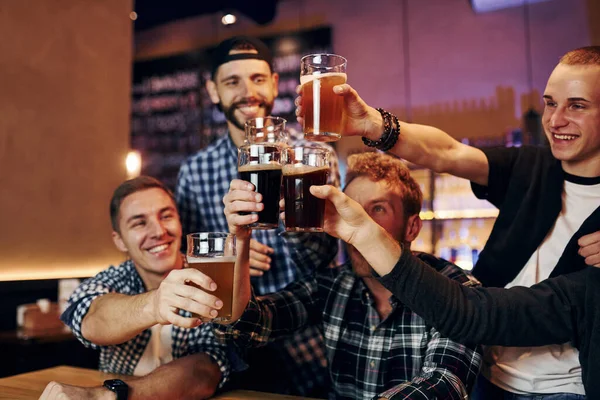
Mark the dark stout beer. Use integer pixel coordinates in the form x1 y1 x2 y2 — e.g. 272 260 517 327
238 162 282 229
283 165 330 231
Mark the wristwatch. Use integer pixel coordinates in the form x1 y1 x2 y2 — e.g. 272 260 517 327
103 379 129 400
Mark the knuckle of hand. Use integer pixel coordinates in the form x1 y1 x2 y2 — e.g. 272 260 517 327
181 299 194 310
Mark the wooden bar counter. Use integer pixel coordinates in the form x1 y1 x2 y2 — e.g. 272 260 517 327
0 366 319 399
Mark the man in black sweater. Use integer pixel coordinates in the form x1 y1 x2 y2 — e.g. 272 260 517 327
296 45 600 399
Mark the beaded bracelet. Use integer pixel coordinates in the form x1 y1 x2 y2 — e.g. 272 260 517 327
361 108 400 152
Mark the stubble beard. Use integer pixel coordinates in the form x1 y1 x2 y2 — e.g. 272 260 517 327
221 99 275 131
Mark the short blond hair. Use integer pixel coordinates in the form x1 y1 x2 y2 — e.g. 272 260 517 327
345 152 422 218
559 46 600 66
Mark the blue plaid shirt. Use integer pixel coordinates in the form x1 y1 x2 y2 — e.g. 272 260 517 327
215 252 483 400
60 258 235 388
175 132 340 395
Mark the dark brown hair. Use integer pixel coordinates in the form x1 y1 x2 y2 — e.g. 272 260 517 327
109 176 175 233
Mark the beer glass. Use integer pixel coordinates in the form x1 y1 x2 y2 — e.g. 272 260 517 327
300 54 347 142
283 146 330 232
244 116 287 145
186 232 236 322
238 117 285 230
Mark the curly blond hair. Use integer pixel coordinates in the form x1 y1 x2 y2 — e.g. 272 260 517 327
345 152 422 218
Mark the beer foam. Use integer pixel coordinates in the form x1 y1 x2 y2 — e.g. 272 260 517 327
282 164 330 176
239 162 282 172
300 72 347 86
186 256 237 263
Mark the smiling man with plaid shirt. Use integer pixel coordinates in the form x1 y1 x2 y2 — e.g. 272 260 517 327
176 36 340 396
41 176 240 400
219 152 483 399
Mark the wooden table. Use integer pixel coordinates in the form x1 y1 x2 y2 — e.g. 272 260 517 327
0 366 318 399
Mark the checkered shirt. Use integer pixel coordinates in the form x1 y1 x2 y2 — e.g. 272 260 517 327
60 258 235 388
175 132 340 394
215 252 483 400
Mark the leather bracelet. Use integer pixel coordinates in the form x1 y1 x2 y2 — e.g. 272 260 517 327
362 108 400 151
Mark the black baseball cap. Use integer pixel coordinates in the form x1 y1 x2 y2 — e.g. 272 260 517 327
210 36 274 79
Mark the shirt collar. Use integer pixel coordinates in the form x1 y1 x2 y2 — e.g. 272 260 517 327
340 262 399 309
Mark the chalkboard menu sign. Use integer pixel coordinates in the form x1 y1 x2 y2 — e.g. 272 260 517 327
131 27 332 189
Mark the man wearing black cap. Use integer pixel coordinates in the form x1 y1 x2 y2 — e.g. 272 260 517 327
175 36 339 396
206 36 277 133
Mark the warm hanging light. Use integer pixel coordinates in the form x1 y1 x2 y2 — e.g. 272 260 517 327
221 13 237 25
126 151 142 178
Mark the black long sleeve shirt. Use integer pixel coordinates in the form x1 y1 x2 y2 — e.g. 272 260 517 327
379 250 599 397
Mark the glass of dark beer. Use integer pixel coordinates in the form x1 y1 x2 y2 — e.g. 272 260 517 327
300 54 347 142
283 146 330 232
238 117 286 230
186 232 236 322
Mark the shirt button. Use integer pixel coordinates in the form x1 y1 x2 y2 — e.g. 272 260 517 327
370 360 376 367
371 326 376 331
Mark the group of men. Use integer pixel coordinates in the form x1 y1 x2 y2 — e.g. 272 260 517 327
39 36 600 400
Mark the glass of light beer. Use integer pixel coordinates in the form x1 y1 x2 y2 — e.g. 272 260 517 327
238 117 286 230
283 146 330 232
300 54 347 142
186 232 236 322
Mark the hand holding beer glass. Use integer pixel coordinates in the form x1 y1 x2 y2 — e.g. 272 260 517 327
300 54 347 142
238 117 285 230
283 146 331 232
186 233 236 322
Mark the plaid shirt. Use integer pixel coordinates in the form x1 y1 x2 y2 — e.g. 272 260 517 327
60 258 235 388
175 132 340 395
215 252 483 400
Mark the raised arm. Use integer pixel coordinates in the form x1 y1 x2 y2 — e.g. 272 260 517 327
296 84 489 186
63 267 225 347
216 179 322 344
378 250 584 347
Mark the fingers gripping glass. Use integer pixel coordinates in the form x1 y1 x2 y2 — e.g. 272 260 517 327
186 232 236 322
238 117 286 230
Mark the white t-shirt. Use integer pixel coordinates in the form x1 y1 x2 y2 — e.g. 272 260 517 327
133 324 174 376
483 178 600 395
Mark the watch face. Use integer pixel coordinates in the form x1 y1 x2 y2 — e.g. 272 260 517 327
105 379 127 389
104 379 128 400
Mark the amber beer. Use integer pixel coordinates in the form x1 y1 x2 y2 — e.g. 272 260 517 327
238 162 282 229
186 256 236 321
283 165 330 231
186 233 236 322
301 72 347 142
